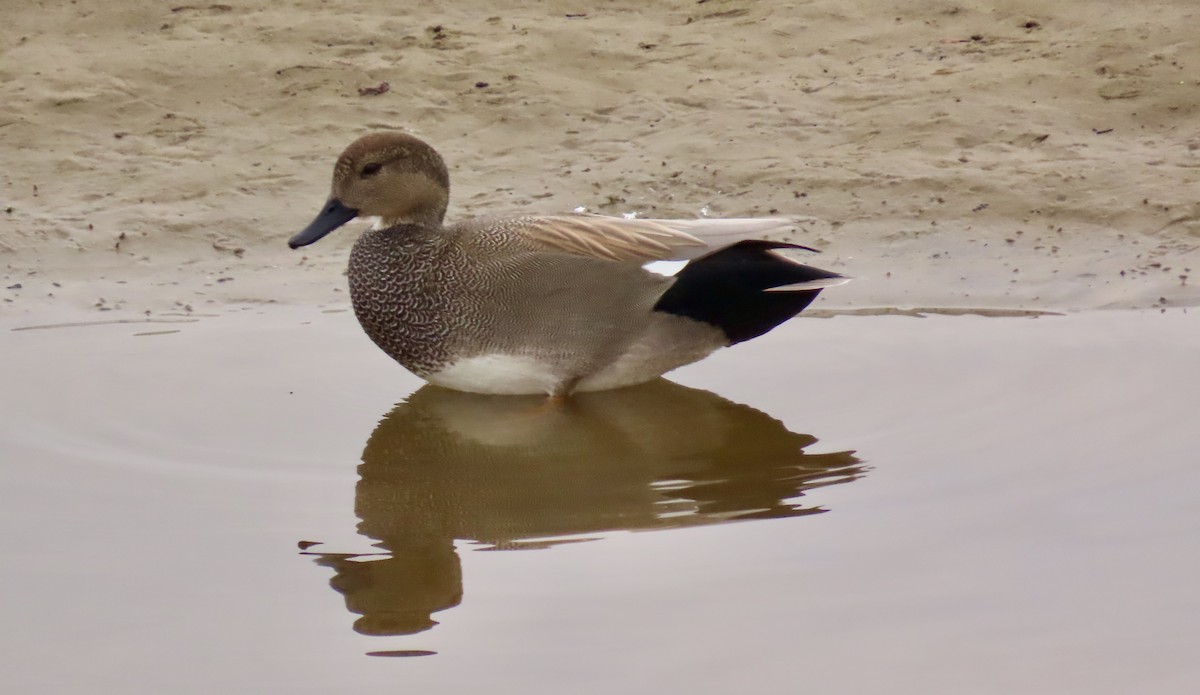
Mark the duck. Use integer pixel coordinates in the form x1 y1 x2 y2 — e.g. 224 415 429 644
288 132 847 397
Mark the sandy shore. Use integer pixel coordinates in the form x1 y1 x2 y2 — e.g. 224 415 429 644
2 0 1199 318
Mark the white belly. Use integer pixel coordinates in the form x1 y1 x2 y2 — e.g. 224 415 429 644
426 354 563 395
424 312 726 396
426 352 686 395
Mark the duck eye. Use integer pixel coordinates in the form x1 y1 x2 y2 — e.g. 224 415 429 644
360 162 383 177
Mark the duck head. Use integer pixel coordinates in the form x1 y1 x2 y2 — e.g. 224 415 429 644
288 132 451 249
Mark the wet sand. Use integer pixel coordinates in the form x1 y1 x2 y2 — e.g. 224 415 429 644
2 0 1199 315
3 307 1198 693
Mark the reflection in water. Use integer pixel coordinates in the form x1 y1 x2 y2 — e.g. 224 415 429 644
307 380 864 637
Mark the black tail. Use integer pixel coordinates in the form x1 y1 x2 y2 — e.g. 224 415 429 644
653 240 844 345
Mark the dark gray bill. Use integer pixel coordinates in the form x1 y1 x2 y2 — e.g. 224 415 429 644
288 198 359 249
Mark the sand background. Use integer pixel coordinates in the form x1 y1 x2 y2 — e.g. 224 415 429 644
2 0 1199 319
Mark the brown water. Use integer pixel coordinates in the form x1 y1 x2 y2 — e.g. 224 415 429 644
3 307 1198 693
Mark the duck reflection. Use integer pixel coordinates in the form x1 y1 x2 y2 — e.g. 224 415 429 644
306 379 863 636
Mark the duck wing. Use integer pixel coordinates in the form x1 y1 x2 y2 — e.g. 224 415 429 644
502 214 816 262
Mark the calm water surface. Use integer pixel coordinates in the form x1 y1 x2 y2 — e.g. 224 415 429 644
2 308 1197 693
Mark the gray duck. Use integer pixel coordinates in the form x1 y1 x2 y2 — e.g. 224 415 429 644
288 132 846 396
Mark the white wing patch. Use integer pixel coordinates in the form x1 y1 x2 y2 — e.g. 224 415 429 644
643 260 689 277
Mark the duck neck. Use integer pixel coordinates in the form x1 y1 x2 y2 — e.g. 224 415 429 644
379 173 449 229
379 205 446 229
